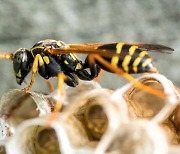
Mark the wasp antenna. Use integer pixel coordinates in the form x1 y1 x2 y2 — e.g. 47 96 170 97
0 52 13 60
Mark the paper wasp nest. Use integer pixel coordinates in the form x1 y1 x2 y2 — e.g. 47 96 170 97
0 74 180 154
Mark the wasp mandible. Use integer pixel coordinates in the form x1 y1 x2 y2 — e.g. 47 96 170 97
0 39 174 96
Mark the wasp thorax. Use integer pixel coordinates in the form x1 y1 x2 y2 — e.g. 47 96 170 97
13 48 33 85
32 39 66 49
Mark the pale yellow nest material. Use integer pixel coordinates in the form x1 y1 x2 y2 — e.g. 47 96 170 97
0 74 180 154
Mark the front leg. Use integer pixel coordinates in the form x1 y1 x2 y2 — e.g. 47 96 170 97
23 54 44 91
76 55 101 81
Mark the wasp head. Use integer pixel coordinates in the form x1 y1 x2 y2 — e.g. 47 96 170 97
13 48 33 85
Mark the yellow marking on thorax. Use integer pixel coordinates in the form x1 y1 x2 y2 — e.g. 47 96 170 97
129 45 138 55
111 43 124 67
64 60 69 65
30 46 45 57
132 57 142 73
43 56 50 64
16 70 22 77
122 55 131 72
56 41 62 47
44 46 51 52
142 58 152 67
75 63 83 70
70 53 78 60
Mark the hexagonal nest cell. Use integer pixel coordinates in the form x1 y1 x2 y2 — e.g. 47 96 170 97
0 74 180 154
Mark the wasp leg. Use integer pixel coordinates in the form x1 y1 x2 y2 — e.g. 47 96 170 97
92 54 166 97
56 72 66 111
48 72 67 124
0 52 13 60
94 69 105 81
23 54 44 91
45 79 55 92
76 55 101 80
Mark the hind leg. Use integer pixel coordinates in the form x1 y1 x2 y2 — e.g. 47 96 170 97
76 55 101 80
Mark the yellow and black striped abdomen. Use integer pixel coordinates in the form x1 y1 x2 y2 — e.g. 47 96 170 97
98 43 157 74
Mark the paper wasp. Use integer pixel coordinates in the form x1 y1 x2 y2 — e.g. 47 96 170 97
0 39 174 97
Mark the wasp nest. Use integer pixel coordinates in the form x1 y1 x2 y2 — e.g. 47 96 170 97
0 74 180 154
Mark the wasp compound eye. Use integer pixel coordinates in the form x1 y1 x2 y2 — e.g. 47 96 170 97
13 48 33 85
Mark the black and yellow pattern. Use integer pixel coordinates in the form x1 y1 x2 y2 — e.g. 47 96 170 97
93 43 159 74
0 39 174 92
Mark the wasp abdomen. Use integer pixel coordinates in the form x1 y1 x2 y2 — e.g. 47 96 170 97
99 43 157 74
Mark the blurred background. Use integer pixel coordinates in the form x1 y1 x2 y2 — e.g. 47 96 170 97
0 0 179 97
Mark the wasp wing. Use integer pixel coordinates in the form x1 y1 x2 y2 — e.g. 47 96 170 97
125 43 174 54
48 43 122 58
48 42 174 58
67 42 174 54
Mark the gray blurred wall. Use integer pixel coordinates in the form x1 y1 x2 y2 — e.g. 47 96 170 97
0 0 179 97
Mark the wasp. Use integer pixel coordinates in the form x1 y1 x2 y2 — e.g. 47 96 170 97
0 39 173 96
